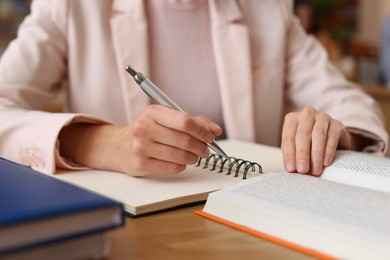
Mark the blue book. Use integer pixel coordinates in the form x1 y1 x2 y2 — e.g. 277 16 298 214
0 157 124 255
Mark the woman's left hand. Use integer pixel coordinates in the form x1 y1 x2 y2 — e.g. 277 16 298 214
281 106 355 176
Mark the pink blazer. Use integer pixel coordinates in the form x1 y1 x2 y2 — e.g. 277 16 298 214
0 0 387 174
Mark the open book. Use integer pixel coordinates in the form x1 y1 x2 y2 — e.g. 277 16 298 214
198 148 390 260
55 140 268 216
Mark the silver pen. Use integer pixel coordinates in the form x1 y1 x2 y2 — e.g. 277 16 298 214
125 65 228 159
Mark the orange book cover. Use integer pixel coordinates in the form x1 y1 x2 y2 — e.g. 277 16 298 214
195 210 337 260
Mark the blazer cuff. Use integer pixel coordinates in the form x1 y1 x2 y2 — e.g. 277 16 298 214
346 127 387 155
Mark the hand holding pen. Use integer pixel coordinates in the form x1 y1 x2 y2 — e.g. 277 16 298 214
58 65 226 177
125 65 228 159
56 65 226 177
58 103 222 177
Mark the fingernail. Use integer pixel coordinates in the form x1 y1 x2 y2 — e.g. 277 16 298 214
210 122 221 131
324 154 332 166
285 160 295 172
206 133 214 143
297 160 308 173
312 162 322 176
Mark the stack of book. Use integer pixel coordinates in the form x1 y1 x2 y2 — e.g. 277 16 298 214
0 157 124 259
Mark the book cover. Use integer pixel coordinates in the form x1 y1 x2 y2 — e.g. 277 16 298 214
0 157 124 255
4 233 109 260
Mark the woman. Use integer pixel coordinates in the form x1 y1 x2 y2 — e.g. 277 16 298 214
0 0 387 177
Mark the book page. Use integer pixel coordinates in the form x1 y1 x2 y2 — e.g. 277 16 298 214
57 166 243 215
231 174 390 238
203 173 390 259
321 151 390 192
55 140 276 215
56 148 263 215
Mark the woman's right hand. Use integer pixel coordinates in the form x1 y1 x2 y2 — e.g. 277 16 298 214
58 105 222 176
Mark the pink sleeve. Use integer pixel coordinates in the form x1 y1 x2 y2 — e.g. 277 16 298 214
0 1 110 174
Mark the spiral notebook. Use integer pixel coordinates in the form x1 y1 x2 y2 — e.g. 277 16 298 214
56 140 283 217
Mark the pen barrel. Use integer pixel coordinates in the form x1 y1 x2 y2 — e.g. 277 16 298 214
140 80 183 111
207 142 228 159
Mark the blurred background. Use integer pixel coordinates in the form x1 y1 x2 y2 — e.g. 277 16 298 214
294 0 390 86
0 0 28 55
0 0 389 85
1 0 390 86
2 0 390 140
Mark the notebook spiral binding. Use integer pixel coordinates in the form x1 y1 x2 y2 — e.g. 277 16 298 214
196 154 262 179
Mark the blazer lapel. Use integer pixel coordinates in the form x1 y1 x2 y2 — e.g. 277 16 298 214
209 0 255 141
110 0 150 122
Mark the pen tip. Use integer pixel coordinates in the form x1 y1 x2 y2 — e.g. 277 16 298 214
125 65 137 77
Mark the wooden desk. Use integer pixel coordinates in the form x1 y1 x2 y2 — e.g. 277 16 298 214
107 205 316 259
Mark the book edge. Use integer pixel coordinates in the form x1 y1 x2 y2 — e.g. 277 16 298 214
195 210 336 260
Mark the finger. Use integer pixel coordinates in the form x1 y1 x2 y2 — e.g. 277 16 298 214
142 141 200 166
281 112 299 173
128 123 193 176
323 120 345 167
310 113 330 176
150 123 210 158
147 105 215 144
295 107 316 174
195 115 223 137
130 156 187 176
131 116 210 158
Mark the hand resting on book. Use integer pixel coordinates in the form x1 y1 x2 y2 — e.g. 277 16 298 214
281 106 370 177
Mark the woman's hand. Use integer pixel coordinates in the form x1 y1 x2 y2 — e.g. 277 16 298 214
281 106 356 176
59 105 222 176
